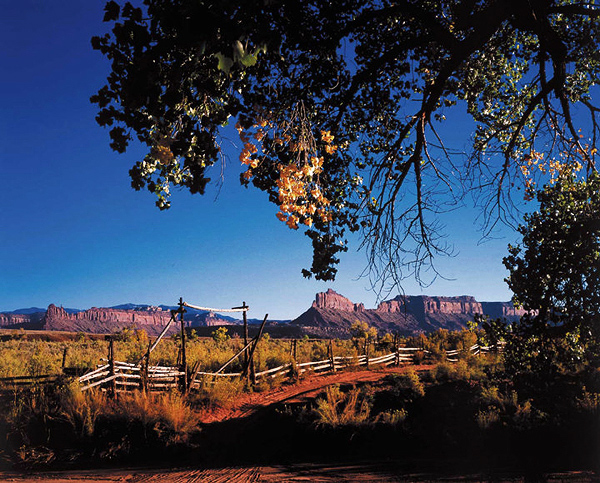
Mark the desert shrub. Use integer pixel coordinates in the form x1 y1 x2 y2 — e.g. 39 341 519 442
450 329 478 359
211 327 230 345
577 388 600 416
314 385 371 428
0 340 74 377
479 385 507 409
3 384 203 467
388 369 425 398
430 359 485 383
305 339 329 362
377 333 396 352
254 338 291 372
146 338 178 367
454 359 486 381
430 362 453 382
412 350 426 365
370 370 426 419
60 383 109 438
27 341 59 376
376 408 408 426
585 367 600 393
113 391 200 446
424 329 450 362
193 376 245 409
0 340 29 377
511 400 548 431
475 406 501 429
65 340 106 371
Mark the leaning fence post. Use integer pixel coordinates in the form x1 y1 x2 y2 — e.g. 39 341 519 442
395 335 400 366
245 314 268 386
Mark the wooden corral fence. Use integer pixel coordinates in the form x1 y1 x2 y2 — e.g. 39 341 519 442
78 342 497 394
0 374 62 390
79 361 185 393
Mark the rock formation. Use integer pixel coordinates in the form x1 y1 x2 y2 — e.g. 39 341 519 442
313 289 365 312
0 304 241 335
0 292 529 338
42 304 175 335
0 311 44 328
292 290 527 338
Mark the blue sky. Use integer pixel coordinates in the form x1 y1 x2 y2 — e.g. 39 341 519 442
0 1 523 320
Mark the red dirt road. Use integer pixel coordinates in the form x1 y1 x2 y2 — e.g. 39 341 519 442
199 364 434 423
1 464 596 482
0 464 410 482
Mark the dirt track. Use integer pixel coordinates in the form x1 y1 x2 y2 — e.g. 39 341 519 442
0 464 409 482
199 364 434 423
2 464 596 482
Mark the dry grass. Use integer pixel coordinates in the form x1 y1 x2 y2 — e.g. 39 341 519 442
314 385 372 428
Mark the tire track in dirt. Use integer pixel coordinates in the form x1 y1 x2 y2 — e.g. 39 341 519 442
199 364 434 424
123 466 261 482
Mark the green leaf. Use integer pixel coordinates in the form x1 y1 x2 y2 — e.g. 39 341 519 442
215 52 234 74
240 53 257 67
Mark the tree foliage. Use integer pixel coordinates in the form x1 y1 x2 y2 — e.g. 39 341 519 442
350 321 378 342
504 172 600 339
92 0 600 289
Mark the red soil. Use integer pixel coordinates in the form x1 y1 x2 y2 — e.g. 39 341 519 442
199 363 435 424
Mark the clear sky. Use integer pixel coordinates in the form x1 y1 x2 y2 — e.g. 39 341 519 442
0 1 524 320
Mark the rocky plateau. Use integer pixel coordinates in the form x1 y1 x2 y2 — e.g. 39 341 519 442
1 290 526 338
290 289 528 338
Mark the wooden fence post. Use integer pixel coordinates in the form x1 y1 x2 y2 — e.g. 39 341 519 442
394 334 400 366
108 338 116 399
187 361 201 394
242 301 248 368
243 314 268 385
290 339 298 380
178 298 187 393
365 339 370 369
139 352 148 394
61 347 69 371
250 354 257 385
293 339 298 362
329 341 336 373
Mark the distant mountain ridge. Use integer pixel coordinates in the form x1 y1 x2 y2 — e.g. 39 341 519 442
290 289 526 338
0 303 245 335
1 291 526 337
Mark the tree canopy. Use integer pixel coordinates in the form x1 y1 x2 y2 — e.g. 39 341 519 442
504 172 600 339
92 0 600 290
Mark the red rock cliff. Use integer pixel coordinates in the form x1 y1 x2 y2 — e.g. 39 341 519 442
0 313 36 326
419 296 483 315
376 295 483 315
375 297 405 313
43 304 173 334
312 289 365 312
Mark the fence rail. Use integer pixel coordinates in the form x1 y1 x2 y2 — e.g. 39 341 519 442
77 343 497 393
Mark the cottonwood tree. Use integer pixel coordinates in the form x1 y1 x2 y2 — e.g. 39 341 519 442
92 0 600 292
504 172 600 340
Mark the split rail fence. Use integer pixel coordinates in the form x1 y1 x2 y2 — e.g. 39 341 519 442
78 343 497 394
